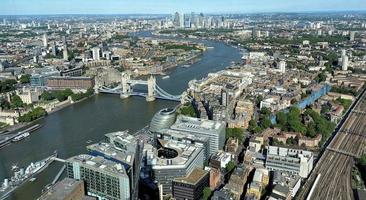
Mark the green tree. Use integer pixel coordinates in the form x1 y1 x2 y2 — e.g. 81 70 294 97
40 91 56 101
260 116 272 129
202 187 212 200
11 95 24 108
18 107 47 122
276 111 288 131
358 155 366 166
226 128 244 143
225 160 236 172
19 74 31 84
0 98 10 110
287 107 307 133
179 103 196 117
0 79 17 93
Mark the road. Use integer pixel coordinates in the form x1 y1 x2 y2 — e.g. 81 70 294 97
297 89 366 200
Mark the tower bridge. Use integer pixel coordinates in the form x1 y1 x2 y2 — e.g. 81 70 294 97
97 72 186 102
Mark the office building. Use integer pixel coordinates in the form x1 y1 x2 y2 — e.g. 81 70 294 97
350 31 355 41
278 60 286 73
172 168 209 200
87 131 143 200
66 154 131 200
156 128 210 160
342 54 349 71
92 47 101 61
37 178 96 200
52 41 57 56
265 146 314 178
169 115 226 157
43 33 48 47
144 139 205 194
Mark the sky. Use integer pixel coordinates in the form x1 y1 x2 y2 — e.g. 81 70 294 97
1 0 366 15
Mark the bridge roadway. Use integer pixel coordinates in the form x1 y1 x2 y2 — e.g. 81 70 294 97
297 89 366 200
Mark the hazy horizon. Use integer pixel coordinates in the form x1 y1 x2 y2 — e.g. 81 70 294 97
1 0 366 15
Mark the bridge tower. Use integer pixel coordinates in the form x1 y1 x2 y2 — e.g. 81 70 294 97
146 75 156 102
120 72 131 99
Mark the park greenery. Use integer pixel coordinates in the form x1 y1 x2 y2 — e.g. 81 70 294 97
226 127 244 143
274 107 336 142
19 74 31 84
18 107 47 122
71 88 94 101
0 79 17 93
178 103 196 117
10 95 24 109
40 89 74 102
335 98 352 111
40 88 94 102
0 98 10 110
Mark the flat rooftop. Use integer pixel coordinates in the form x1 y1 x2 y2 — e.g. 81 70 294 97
38 178 94 200
174 168 208 185
172 115 225 133
87 142 135 166
67 154 127 176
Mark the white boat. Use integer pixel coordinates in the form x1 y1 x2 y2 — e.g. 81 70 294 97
182 65 191 68
29 178 36 182
11 132 30 142
162 75 170 79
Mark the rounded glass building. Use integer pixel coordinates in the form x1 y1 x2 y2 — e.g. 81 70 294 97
149 108 177 133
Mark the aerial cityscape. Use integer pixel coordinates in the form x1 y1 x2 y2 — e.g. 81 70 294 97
0 0 366 200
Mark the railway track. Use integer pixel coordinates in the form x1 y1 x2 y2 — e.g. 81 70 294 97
297 89 366 200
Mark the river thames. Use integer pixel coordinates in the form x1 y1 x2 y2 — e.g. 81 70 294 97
0 32 242 200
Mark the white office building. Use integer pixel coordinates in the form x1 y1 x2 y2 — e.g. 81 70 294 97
265 146 314 178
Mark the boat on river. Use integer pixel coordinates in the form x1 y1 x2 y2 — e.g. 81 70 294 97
0 152 57 200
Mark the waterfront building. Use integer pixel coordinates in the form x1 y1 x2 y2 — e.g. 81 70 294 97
66 154 131 200
89 131 143 200
265 146 314 178
149 108 177 133
46 76 94 91
30 71 60 87
15 87 43 104
37 178 96 200
172 168 209 200
169 115 226 156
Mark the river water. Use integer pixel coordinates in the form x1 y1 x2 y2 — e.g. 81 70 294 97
0 31 242 200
